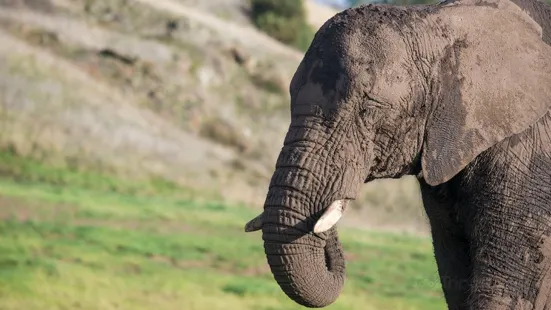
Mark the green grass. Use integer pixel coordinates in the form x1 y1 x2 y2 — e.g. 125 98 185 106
0 155 445 310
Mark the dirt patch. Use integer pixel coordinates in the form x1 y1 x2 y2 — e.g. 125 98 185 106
239 264 270 276
71 218 194 234
148 254 209 269
147 253 270 276
0 195 77 221
0 195 196 234
345 252 359 262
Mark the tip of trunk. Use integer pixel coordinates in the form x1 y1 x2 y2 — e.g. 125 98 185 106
264 227 346 308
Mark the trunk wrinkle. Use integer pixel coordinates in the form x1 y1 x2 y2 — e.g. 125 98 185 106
266 185 316 206
263 228 345 308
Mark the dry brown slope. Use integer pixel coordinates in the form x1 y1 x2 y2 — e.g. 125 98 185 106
0 28 233 189
0 0 292 205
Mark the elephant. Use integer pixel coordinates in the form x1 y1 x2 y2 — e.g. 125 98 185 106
244 0 551 309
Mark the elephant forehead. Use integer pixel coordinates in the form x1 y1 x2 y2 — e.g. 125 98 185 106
308 59 349 97
294 75 349 112
295 82 330 106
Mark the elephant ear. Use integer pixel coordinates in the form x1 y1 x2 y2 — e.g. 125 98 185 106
421 0 551 186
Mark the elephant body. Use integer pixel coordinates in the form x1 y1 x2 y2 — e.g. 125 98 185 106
245 0 551 309
422 112 551 309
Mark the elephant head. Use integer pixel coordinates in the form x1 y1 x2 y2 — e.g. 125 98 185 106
245 0 551 307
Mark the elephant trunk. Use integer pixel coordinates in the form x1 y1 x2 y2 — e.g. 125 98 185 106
260 148 348 307
263 224 345 308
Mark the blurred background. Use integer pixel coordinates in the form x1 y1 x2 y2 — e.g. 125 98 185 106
0 0 478 309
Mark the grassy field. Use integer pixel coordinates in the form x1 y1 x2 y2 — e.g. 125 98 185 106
0 155 445 310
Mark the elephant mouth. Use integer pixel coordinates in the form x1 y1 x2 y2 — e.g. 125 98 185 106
244 199 350 234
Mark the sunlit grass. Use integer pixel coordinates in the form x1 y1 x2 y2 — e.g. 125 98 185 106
0 154 445 309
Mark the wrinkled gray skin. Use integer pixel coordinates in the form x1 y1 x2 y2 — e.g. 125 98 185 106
245 0 551 308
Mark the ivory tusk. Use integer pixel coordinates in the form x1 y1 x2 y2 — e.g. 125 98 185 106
313 200 347 234
244 212 263 232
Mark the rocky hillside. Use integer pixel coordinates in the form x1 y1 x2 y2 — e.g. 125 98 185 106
0 0 429 234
